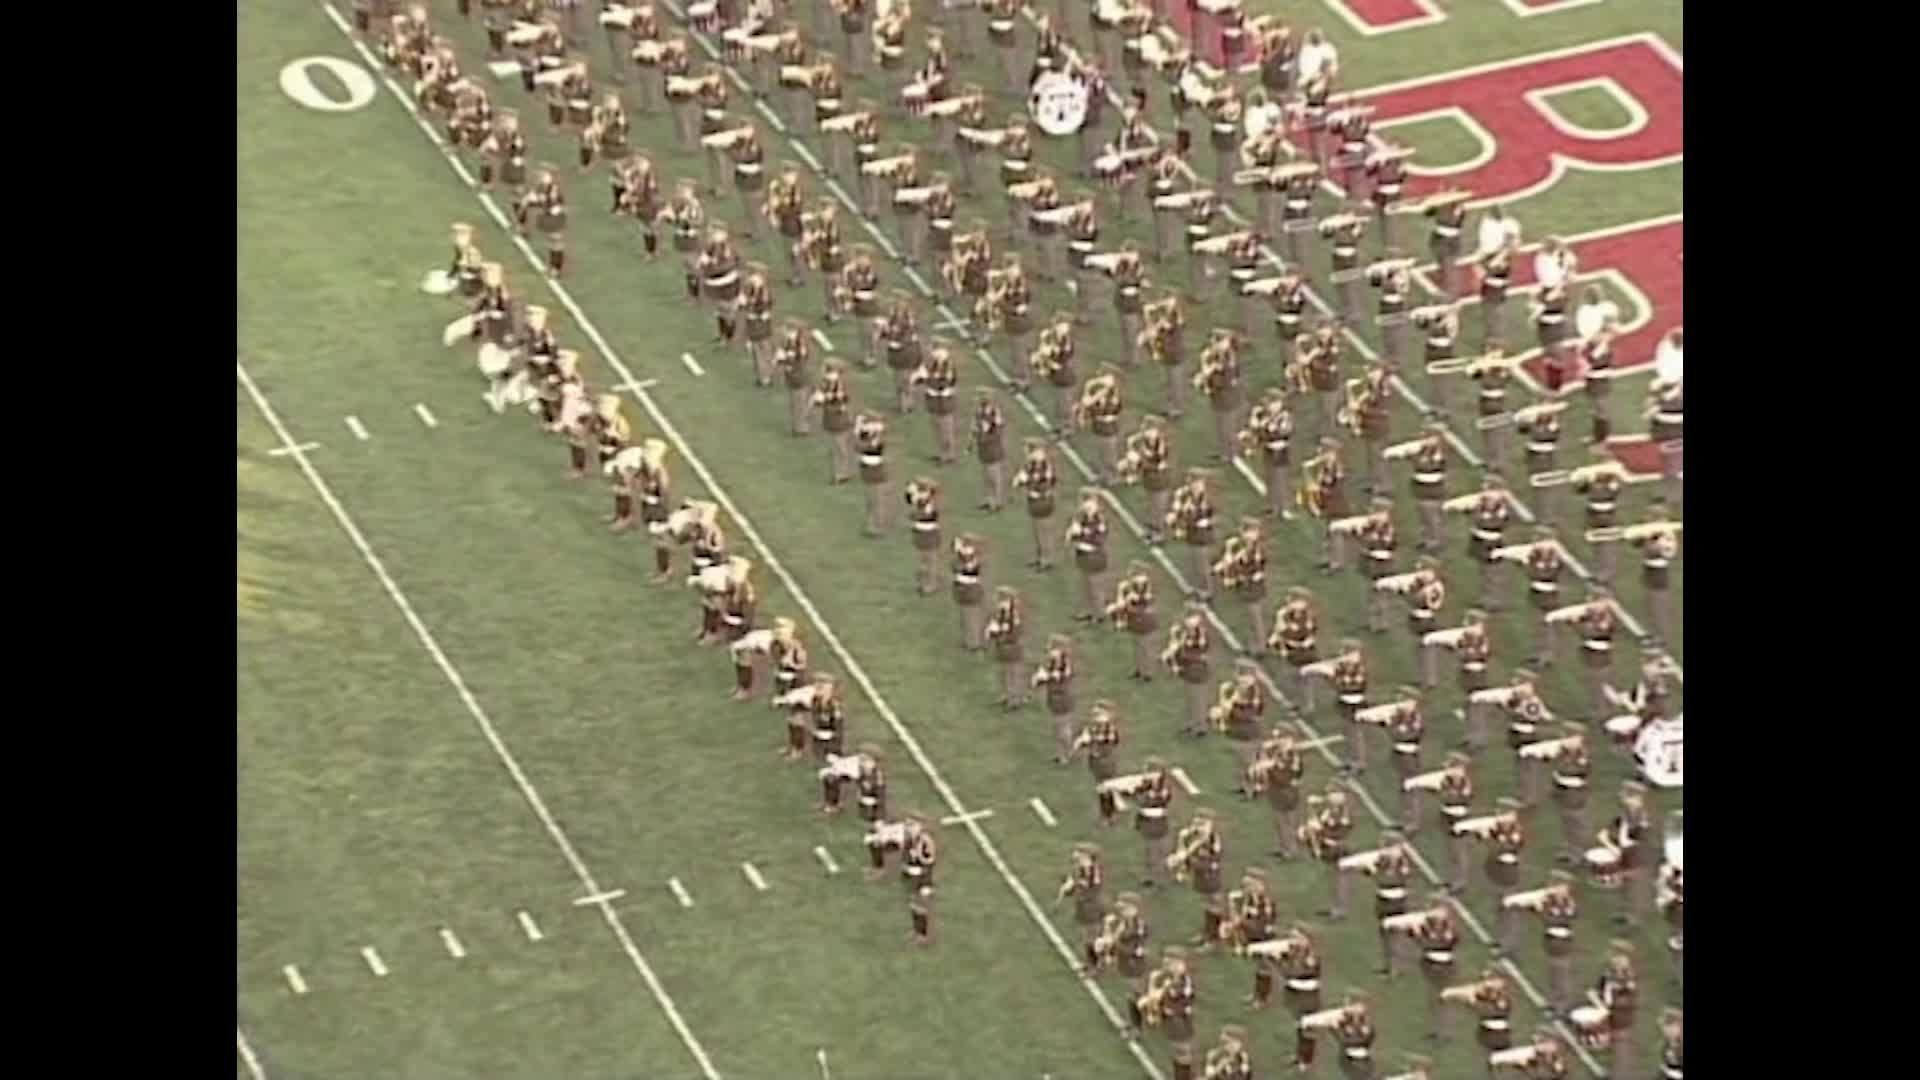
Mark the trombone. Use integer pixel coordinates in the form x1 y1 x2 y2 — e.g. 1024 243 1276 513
1450 812 1516 840
1531 460 1628 489
1587 520 1682 545
1516 735 1582 762
1426 350 1520 378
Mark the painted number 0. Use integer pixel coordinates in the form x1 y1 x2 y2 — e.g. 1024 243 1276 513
279 56 376 113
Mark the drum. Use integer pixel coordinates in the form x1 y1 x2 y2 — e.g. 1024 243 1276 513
420 269 458 296
688 1 720 32
1583 846 1623 890
1603 713 1641 753
901 82 930 117
567 98 593 126
704 269 742 302
1567 1006 1612 1051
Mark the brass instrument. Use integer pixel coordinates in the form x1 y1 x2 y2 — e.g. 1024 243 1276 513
1089 913 1125 967
922 93 984 119
1421 626 1472 650
1166 828 1212 877
1406 188 1473 215
1488 1046 1540 1069
1083 251 1128 274
1511 401 1569 427
1544 601 1606 626
865 819 909 850
1338 846 1397 874
1242 935 1301 962
1231 160 1321 188
699 125 755 150
1468 686 1520 707
1532 460 1628 489
1381 436 1432 461
956 125 1009 149
1488 541 1547 563
1426 349 1516 377
1298 655 1346 680
1501 885 1557 912
861 154 916 179
892 185 937 207
1190 232 1245 256
778 64 815 88
1135 970 1174 1027
1380 911 1429 934
818 752 864 783
1517 735 1582 762
1439 982 1483 1006
665 75 709 98
1298 1005 1354 1033
1152 191 1208 212
819 111 872 135
1006 179 1049 202
1375 571 1424 595
1402 768 1449 794
1098 772 1155 798
1327 512 1378 538
1205 680 1239 729
1587 521 1682 545
1354 701 1410 727
1441 492 1488 514
1451 812 1516 840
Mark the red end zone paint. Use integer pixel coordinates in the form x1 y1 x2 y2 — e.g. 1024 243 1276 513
1507 218 1683 385
1355 39 1683 204
1340 0 1440 31
1603 437 1668 477
1154 0 1203 59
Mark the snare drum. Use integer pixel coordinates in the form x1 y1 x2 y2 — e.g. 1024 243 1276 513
1567 1006 1612 1051
901 82 930 117
688 1 719 32
1583 846 1622 890
1604 714 1642 753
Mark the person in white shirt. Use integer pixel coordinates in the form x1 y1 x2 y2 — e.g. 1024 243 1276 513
1295 29 1338 88
1531 238 1578 364
1475 204 1521 260
1652 328 1683 386
1648 328 1683 508
1573 285 1621 342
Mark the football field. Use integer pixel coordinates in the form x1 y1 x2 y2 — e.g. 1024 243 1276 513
238 2 1682 1077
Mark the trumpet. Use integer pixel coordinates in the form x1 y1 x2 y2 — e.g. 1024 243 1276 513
1440 982 1484 1006
1587 521 1683 545
1380 911 1429 934
1190 233 1241 256
1354 702 1410 727
773 684 824 710
700 125 755 150
1381 437 1431 461
1402 768 1450 794
1422 626 1472 649
778 64 814 88
1089 914 1125 967
1299 1006 1354 1033
1030 204 1078 226
1501 886 1557 912
1427 350 1521 377
1166 833 1211 874
1375 571 1424 595
819 111 872 135
665 74 708 98
1545 601 1606 625
1517 735 1582 762
861 154 916 178
892 185 937 207
1451 812 1515 840
1135 970 1174 1027
1098 772 1155 797
1243 936 1302 962
1409 188 1473 215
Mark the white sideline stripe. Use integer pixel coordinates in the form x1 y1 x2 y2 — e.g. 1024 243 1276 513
575 889 628 906
681 351 706 376
268 442 321 457
742 862 770 891
754 99 787 133
1170 767 1201 797
389 3 1174 1070
1029 797 1058 827
1498 0 1603 17
1320 0 1446 38
942 809 995 825
440 928 467 959
814 845 841 874
250 43 722 1061
669 877 695 907
811 328 834 351
413 403 439 428
237 1029 268 1080
517 910 545 941
282 964 308 995
345 416 370 441
361 946 389 977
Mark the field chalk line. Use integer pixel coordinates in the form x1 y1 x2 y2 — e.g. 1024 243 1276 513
516 910 545 942
669 877 695 908
237 1028 268 1080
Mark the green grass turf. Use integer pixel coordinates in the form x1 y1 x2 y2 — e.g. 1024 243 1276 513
1529 84 1641 137
239 2 1682 1077
1368 114 1492 174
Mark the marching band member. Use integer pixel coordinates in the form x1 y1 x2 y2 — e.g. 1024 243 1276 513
1531 237 1577 361
1566 453 1627 580
1057 842 1107 959
761 163 808 285
737 264 777 385
1341 833 1414 976
950 532 988 651
903 814 939 946
719 555 759 653
1033 634 1081 763
1473 668 1551 803
1195 330 1247 465
1168 469 1221 600
1142 294 1191 418
791 672 847 764
1013 439 1061 570
904 477 944 595
1444 971 1519 1067
698 226 746 344
1300 786 1355 919
908 341 959 455
1399 901 1463 1042
559 382 599 479
986 585 1029 708
1067 491 1113 624
1365 251 1415 368
1428 608 1494 744
1549 586 1617 725
1373 557 1444 688
970 388 1009 510
1244 722 1308 859
661 179 706 298
1581 319 1618 445
1073 700 1125 823
838 250 886 371
1659 1007 1683 1080
1170 808 1228 948
1147 152 1187 264
730 612 790 704
1239 389 1297 521
1622 503 1682 647
1539 724 1593 865
1221 519 1272 651
1103 890 1153 982
1344 498 1399 634
1095 243 1149 369
1318 203 1369 322
1119 414 1177 544
810 360 855 483
1301 437 1350 573
514 166 569 277
773 321 815 435
1444 475 1513 611
1296 321 1344 444
1034 315 1081 436
1592 941 1639 1078
798 198 846 322
1600 781 1656 925
1659 861 1683 981
1381 425 1448 553
1203 1025 1252 1080
1130 947 1198 1077
1650 326 1684 503
855 412 891 536
1453 798 1524 902
1294 28 1339 166
1271 922 1325 1033
879 292 925 409
1474 205 1522 344
1344 364 1393 497
1300 989 1375 1077
1077 369 1126 484
1366 143 1412 254
770 620 813 757
1162 607 1216 738
1417 189 1471 299
1109 563 1161 681
823 741 887 818
611 153 662 258
1130 757 1178 886
1503 870 1578 1012
1269 587 1321 708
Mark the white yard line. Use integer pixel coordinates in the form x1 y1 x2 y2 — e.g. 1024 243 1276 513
361 946 389 977
741 862 770 891
811 328 835 351
341 4 1168 1068
344 416 370 441
440 927 468 959
237 1028 268 1080
517 910 545 941
574 889 628 906
1029 797 1058 827
281 964 308 996
412 403 439 428
1170 768 1202 797
814 845 842 874
268 442 321 457
680 351 706 376
669 877 695 908
942 809 996 825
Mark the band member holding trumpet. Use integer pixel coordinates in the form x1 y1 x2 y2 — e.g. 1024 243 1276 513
1302 437 1351 572
1077 369 1127 484
1270 588 1321 708
1329 498 1396 633
1075 701 1126 823
1512 401 1567 517
1034 634 1080 763
1546 586 1616 725
1216 518 1271 651
1033 314 1080 435
1567 454 1627 581
1168 469 1221 600
1195 331 1247 465
1068 490 1113 624
987 585 1029 709
1246 723 1308 859
1301 787 1355 919
1241 389 1297 520
1161 607 1215 738
904 477 944 595
910 342 960 459
1131 946 1199 1072
1202 1025 1252 1080
855 413 891 535
1502 869 1578 1012
1488 528 1565 667
1446 475 1513 612
1341 833 1414 976
1375 558 1444 688
1591 941 1639 1077
1392 900 1463 1042
1103 562 1160 681
1454 798 1525 902
1297 989 1376 1077
1142 294 1192 418
1426 608 1493 743
1058 842 1107 958
810 360 856 483
1168 808 1227 947
1381 424 1447 552
818 742 885 817
882 291 927 413
1013 439 1061 570
762 165 807 284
